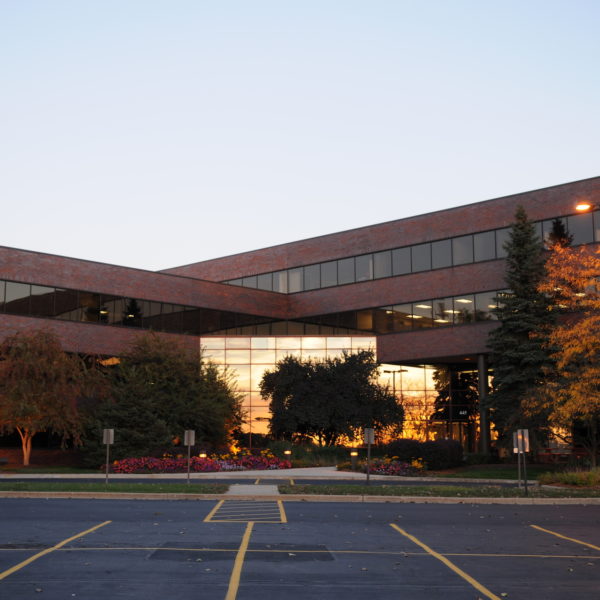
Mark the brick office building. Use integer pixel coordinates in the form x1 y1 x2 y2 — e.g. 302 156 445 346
1 176 599 450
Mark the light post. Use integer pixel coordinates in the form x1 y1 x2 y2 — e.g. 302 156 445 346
383 368 407 401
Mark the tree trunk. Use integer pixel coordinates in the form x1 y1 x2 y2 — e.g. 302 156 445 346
16 427 34 466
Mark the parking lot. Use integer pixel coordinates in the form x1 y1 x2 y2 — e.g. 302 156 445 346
1 498 598 599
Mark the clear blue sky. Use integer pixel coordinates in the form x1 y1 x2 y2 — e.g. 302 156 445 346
1 1 599 272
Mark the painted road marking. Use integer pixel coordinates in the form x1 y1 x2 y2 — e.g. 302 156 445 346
531 524 600 551
205 500 287 523
390 523 502 600
225 521 254 600
0 521 111 581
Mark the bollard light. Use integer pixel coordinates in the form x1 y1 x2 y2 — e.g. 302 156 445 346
199 452 207 458
283 450 292 456
350 450 358 471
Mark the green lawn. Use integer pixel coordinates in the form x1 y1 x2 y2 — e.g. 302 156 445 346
0 482 228 494
279 483 600 498
430 464 563 480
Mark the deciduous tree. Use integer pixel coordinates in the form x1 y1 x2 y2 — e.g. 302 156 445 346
0 329 93 465
535 245 600 465
261 350 403 445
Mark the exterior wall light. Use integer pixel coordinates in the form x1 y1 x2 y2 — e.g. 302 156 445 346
575 202 594 211
199 453 207 458
283 450 292 456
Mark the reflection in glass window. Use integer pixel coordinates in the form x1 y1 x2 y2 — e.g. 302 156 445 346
273 271 288 293
452 235 474 265
391 304 413 331
251 349 277 363
567 212 594 245
30 285 56 317
338 257 355 285
288 268 303 293
203 337 226 350
475 291 498 320
391 247 411 275
304 264 320 290
595 212 600 242
433 298 454 325
321 261 337 287
355 254 373 282
373 251 392 279
412 302 433 327
301 337 327 350
454 295 475 323
5 282 30 316
411 243 431 272
251 337 276 349
0 280 5 310
226 337 251 349
326 336 352 349
496 228 510 258
473 231 496 261
204 349 225 364
276 336 302 350
431 240 452 269
257 273 273 291
226 349 251 364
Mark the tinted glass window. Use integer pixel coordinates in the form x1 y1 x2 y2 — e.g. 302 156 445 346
568 212 594 245
411 243 431 272
338 258 355 285
30 285 56 317
373 251 392 279
0 280 5 310
431 239 452 269
392 247 411 275
595 212 600 242
475 291 499 321
242 275 257 289
288 268 303 293
495 227 510 258
473 231 496 261
454 294 475 323
55 288 79 320
433 297 454 325
355 254 373 282
452 235 473 265
391 304 413 331
412 301 433 327
272 271 288 293
257 273 272 291
303 264 320 290
5 281 30 314
321 261 337 287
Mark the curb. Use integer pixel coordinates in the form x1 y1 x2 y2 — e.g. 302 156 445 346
0 491 598 505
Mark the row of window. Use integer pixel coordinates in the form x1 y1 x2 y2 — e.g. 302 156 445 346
0 278 504 338
224 211 600 293
0 280 274 336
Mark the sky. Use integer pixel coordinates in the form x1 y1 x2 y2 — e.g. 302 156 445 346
1 1 599 272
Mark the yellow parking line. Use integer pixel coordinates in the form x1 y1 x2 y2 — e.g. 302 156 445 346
204 499 224 522
390 524 501 600
289 479 294 486
225 522 254 600
0 521 111 581
254 478 260 485
277 500 287 523
531 524 600 551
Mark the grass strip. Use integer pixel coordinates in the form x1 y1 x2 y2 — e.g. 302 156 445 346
0 482 228 494
279 484 600 498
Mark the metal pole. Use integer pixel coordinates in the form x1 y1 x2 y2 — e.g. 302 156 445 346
187 443 191 485
105 442 110 485
477 354 490 455
523 450 528 496
366 440 371 486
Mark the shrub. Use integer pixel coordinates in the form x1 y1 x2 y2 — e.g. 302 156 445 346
538 468 600 487
419 439 463 470
383 439 422 462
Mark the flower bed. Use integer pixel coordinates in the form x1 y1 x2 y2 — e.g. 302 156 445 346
109 452 291 474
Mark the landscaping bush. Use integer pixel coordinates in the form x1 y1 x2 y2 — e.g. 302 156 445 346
538 468 600 487
383 439 422 462
419 439 463 470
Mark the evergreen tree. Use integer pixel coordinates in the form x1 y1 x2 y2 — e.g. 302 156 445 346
486 206 554 446
81 333 243 466
546 217 573 249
